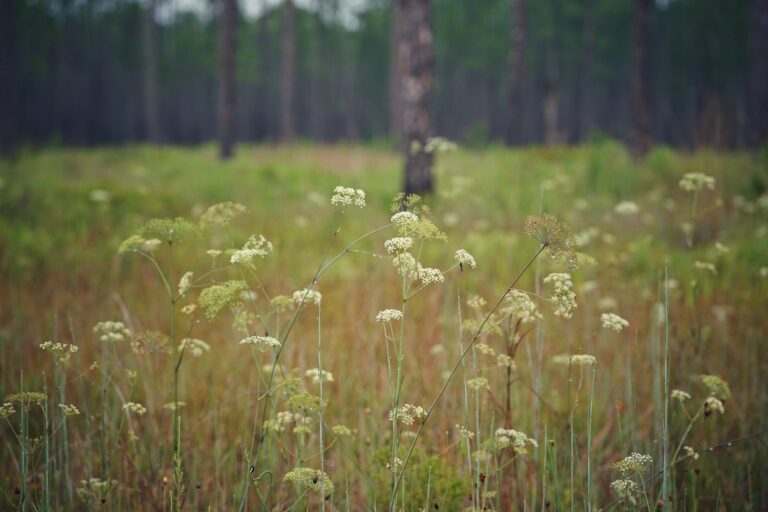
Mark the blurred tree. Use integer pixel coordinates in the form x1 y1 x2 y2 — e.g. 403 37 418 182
280 0 296 142
144 0 162 143
218 0 237 159
752 0 768 145
398 0 434 195
506 0 527 145
0 0 19 153
389 0 402 144
631 0 651 157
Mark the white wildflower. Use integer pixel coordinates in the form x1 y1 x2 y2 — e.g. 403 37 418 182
454 249 477 269
93 321 131 343
178 338 210 357
614 452 653 475
671 389 691 402
376 309 403 323
239 335 281 352
39 341 78 362
391 211 419 226
230 234 272 264
305 368 334 384
704 396 725 415
552 354 597 366
389 404 426 426
683 445 700 461
384 237 414 254
417 267 444 285
466 377 489 391
614 201 640 215
59 404 80 416
493 428 538 453
122 402 147 416
543 273 577 319
330 186 366 208
177 271 194 296
293 288 322 306
679 173 715 192
601 312 630 332
694 261 717 274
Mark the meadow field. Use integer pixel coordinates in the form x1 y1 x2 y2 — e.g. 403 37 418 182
1 143 767 510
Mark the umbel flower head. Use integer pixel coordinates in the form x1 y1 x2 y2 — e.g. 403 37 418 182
543 273 577 319
305 368 334 384
376 309 403 323
331 186 366 208
613 452 653 475
284 467 334 495
94 321 131 343
39 341 78 362
454 249 477 269
197 280 248 320
293 288 322 306
178 338 210 357
230 234 273 264
140 217 200 244
199 202 247 228
523 214 575 263
493 428 538 454
679 172 715 192
601 313 630 332
239 335 281 352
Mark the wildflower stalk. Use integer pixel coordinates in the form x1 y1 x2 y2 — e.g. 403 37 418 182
316 304 327 508
586 363 596 512
43 376 51 512
20 372 28 512
661 263 671 505
389 244 546 508
244 224 390 509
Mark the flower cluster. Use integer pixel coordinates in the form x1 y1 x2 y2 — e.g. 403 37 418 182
93 321 131 343
700 374 731 398
613 452 653 475
305 368 334 384
39 341 79 362
199 202 247 227
230 234 273 264
417 267 444 285
178 271 194 296
493 428 538 454
611 479 639 502
140 217 200 244
59 403 80 416
389 403 426 426
390 211 419 226
122 402 147 416
283 467 334 495
384 237 414 254
76 478 119 505
671 389 691 402
293 288 322 306
0 402 15 419
694 261 717 274
118 235 162 254
552 354 597 366
601 312 629 332
239 335 281 352
502 290 539 323
466 377 490 391
178 338 210 357
704 396 725 415
543 273 577 319
453 249 477 269
376 309 403 323
197 280 248 319
679 172 715 192
330 186 366 208
614 201 640 215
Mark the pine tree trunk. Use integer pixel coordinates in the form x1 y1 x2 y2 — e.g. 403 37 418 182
217 0 237 159
399 0 434 196
280 0 296 143
631 0 651 157
506 0 527 145
751 0 768 146
144 0 162 143
0 0 19 153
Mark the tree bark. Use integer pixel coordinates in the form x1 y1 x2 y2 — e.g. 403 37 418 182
144 0 162 143
399 0 434 196
280 0 296 143
0 0 19 153
506 0 527 145
751 0 768 146
217 0 237 159
631 0 651 157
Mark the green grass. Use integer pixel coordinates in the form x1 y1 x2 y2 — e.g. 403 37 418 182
1 142 767 510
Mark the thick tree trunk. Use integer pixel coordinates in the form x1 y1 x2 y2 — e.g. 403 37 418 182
389 0 402 145
217 0 237 159
144 0 162 143
399 0 434 196
280 0 296 142
751 0 768 146
0 0 19 153
506 0 527 145
631 0 651 157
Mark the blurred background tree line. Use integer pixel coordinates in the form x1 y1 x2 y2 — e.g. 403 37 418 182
0 0 766 160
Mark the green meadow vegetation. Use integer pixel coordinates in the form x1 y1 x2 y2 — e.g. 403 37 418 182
1 142 767 510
